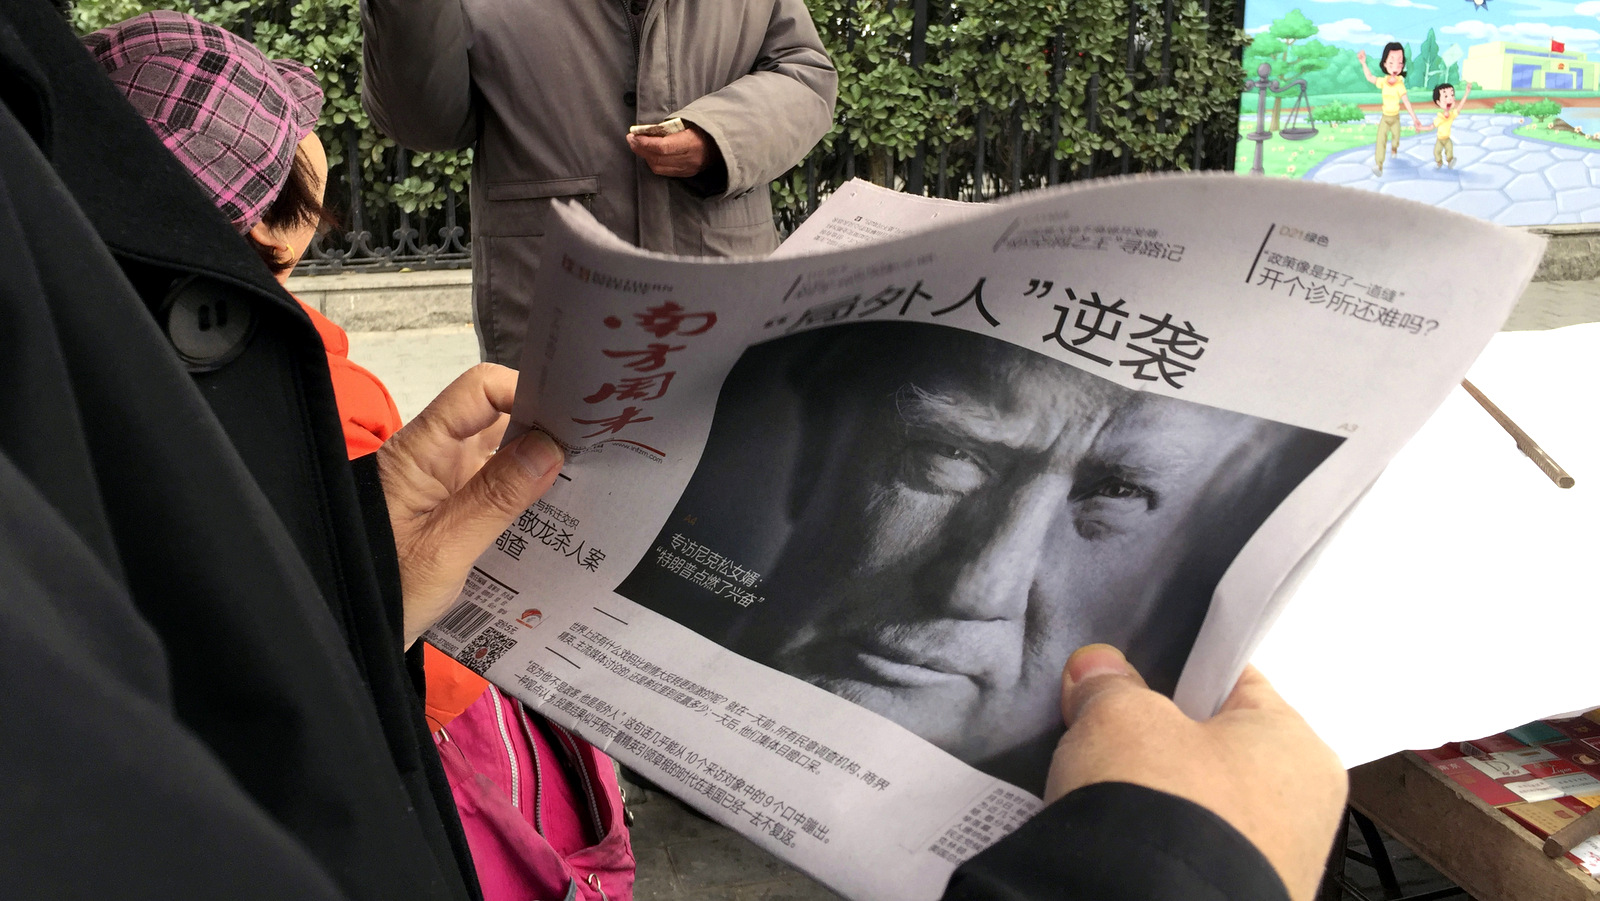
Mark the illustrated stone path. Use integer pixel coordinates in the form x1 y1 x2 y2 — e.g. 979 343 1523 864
1303 113 1600 225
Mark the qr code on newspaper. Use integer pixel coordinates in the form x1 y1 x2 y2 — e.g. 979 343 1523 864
458 628 517 676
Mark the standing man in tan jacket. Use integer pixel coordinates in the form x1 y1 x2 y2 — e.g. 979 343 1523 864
361 0 837 366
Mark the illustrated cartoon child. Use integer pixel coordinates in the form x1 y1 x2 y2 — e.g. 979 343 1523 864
1358 42 1423 175
1420 81 1471 169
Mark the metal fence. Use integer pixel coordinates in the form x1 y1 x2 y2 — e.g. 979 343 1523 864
297 0 1244 275
299 126 473 274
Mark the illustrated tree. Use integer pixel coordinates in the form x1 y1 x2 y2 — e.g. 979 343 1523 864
1410 29 1448 90
1304 48 1369 95
1439 39 1466 90
1242 9 1338 131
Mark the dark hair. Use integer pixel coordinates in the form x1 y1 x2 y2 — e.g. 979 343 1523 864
248 147 337 275
1432 83 1455 104
1380 42 1407 78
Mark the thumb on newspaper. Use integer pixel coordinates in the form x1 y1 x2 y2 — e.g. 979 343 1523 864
1046 643 1162 802
1045 644 1346 901
1060 643 1151 723
379 363 566 648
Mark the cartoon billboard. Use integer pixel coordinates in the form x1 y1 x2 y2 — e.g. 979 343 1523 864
1239 1 1600 226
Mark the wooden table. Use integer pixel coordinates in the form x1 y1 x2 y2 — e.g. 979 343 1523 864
1350 753 1600 901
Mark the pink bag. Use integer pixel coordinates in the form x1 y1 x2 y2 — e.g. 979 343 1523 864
435 686 635 901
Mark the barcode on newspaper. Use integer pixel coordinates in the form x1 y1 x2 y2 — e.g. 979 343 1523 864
459 628 517 676
438 604 493 641
921 785 1040 863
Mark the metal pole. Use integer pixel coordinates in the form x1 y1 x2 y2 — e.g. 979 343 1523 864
1082 74 1099 180
441 183 468 254
1158 0 1174 137
1253 76 1268 175
907 0 929 194
1049 31 1064 185
1159 0 1174 76
1243 63 1280 176
345 126 365 236
1121 0 1137 174
1010 104 1023 195
344 124 384 262
1193 0 1213 168
394 148 422 256
805 155 817 215
844 0 857 184
974 106 987 201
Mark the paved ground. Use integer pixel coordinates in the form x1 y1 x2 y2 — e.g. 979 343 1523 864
342 322 1480 901
346 325 480 421
622 774 843 901
1306 113 1600 226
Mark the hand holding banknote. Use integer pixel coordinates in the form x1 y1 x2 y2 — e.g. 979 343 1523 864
627 120 717 177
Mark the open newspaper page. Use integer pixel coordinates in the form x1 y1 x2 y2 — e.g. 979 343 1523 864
771 179 984 257
423 173 1543 900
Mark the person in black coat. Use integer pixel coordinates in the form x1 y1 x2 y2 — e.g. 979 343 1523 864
0 1 1346 899
0 3 555 899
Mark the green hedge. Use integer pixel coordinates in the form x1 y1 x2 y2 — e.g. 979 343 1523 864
1492 98 1563 121
1311 100 1365 124
774 0 1247 216
72 0 1246 232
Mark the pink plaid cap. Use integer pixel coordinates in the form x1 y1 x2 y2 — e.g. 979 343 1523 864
84 10 324 233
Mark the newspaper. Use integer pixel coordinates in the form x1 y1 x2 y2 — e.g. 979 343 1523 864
771 180 983 257
424 174 1544 900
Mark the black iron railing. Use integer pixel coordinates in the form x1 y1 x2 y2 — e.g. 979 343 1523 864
299 123 472 274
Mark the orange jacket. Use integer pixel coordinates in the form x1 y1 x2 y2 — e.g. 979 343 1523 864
297 299 402 458
298 297 487 726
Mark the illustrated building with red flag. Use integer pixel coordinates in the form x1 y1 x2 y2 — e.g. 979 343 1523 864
1464 40 1593 91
